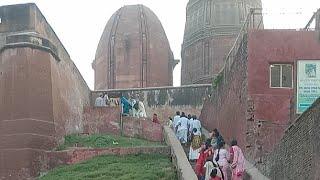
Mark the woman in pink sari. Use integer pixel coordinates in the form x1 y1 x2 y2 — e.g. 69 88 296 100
229 139 245 180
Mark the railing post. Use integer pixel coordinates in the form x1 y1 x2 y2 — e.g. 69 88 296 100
120 106 124 136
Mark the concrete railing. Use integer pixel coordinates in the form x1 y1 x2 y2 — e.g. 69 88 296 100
163 126 197 180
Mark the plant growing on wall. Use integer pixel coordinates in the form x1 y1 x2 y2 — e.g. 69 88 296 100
212 73 223 89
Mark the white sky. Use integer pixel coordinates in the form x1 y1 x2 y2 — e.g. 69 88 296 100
1 0 320 89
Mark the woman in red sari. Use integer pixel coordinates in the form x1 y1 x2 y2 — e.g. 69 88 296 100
195 140 213 180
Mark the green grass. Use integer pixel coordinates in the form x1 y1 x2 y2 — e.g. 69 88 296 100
39 154 177 180
55 134 162 151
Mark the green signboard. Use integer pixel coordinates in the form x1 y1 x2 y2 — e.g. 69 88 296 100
297 60 320 114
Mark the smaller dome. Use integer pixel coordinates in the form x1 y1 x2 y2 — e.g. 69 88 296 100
93 4 174 90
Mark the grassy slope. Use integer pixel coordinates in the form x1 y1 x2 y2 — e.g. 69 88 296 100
39 154 177 180
56 134 162 151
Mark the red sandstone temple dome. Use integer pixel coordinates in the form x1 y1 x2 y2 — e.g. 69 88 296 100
93 4 175 90
181 0 262 85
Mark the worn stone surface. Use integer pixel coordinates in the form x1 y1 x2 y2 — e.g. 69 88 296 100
83 107 164 142
256 98 320 180
181 0 262 85
83 107 122 136
93 4 174 90
0 4 91 179
200 34 248 151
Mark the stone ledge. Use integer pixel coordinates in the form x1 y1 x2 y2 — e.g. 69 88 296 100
93 83 212 92
0 33 61 61
163 126 197 180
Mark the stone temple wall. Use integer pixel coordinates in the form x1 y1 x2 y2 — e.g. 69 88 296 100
199 35 248 152
257 98 320 180
0 4 91 179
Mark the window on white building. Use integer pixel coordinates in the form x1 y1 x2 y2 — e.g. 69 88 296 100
270 64 293 88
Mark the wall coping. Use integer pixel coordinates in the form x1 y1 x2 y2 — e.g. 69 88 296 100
93 84 212 92
0 41 61 62
163 126 197 180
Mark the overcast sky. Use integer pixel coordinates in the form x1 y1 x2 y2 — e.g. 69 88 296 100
1 0 320 89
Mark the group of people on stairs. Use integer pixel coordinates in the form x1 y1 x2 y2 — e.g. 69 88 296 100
169 111 245 180
195 129 245 180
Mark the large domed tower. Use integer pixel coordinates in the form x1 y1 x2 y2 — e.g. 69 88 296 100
181 0 262 85
93 5 175 90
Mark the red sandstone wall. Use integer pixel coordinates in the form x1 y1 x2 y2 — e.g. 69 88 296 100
122 116 164 142
0 4 91 179
83 107 164 142
199 38 248 150
83 107 121 135
50 53 91 142
0 48 56 178
247 30 320 156
0 47 91 179
257 98 320 179
200 30 320 164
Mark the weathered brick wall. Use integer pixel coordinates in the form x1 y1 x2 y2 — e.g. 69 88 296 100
246 30 320 163
92 84 211 125
83 107 122 136
257 98 320 180
83 107 164 142
199 35 248 150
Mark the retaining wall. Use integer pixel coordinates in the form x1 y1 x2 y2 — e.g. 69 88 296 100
0 4 91 179
257 98 320 180
200 35 248 152
83 107 164 142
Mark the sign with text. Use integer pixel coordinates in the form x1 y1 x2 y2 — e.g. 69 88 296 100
297 60 320 114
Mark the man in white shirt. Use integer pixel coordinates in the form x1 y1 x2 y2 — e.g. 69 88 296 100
173 111 181 133
177 112 189 144
187 115 194 142
192 115 202 134
188 116 194 133
95 93 106 107
137 101 147 118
